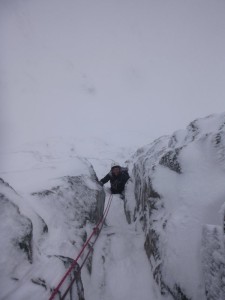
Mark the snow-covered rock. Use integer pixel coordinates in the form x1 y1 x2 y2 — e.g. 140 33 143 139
0 179 33 298
202 224 225 300
125 112 225 300
0 147 105 299
1 113 225 300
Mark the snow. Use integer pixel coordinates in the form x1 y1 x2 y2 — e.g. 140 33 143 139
0 137 134 196
127 113 225 299
1 113 225 299
0 136 167 300
0 194 32 298
1 1 225 298
87 193 162 300
1 134 178 300
0 138 103 299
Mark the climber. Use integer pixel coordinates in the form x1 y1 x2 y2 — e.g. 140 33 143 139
99 162 130 196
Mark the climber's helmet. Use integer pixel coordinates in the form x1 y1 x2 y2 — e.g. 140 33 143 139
111 162 121 176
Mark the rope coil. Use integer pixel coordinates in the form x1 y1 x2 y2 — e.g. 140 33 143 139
49 194 113 300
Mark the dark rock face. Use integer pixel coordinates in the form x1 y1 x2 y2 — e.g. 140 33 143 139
123 197 132 224
31 277 47 290
54 255 85 300
202 225 225 300
95 188 106 223
144 230 160 262
159 148 182 174
211 130 225 166
168 285 191 300
0 193 33 263
185 120 200 143
39 216 48 234
17 224 33 263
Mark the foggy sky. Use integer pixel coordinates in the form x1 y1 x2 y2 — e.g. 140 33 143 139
1 0 225 149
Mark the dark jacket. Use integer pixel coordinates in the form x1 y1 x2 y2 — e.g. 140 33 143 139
100 167 130 194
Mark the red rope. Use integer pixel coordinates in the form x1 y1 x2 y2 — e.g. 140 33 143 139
49 194 113 300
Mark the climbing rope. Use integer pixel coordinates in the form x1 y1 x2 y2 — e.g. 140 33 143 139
49 194 113 300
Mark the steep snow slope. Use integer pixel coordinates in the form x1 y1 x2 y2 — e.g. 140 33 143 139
125 112 225 300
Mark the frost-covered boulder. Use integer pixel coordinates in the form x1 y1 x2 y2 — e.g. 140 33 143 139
0 152 105 299
125 113 225 300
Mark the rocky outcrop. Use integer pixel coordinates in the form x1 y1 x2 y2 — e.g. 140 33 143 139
0 193 32 263
159 148 182 174
125 113 225 300
0 160 105 299
0 179 33 298
202 225 225 300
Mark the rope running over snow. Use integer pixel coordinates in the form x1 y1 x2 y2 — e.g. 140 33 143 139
49 194 113 300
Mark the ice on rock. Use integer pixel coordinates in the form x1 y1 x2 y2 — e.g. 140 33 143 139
0 148 105 299
126 112 225 300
